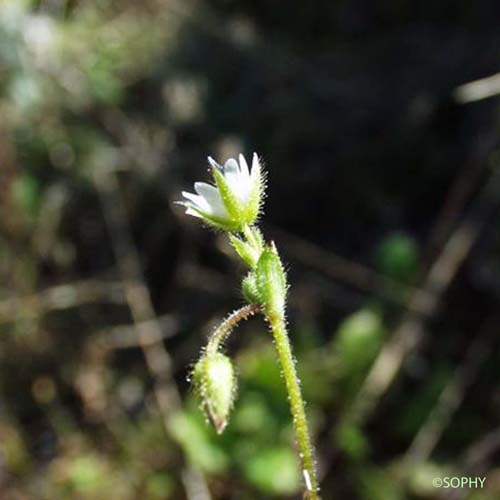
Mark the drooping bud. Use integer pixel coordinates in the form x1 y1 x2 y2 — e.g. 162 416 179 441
192 352 237 434
255 243 287 318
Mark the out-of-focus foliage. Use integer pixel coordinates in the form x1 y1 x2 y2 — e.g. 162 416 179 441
1 0 500 498
375 234 419 285
331 308 386 395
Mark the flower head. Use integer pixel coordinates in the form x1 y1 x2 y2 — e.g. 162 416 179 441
178 153 263 232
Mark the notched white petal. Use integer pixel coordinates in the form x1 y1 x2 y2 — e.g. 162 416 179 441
251 153 260 177
182 191 210 212
238 154 250 179
220 156 253 203
223 158 239 176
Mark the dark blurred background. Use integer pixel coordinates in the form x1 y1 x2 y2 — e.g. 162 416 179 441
1 0 500 499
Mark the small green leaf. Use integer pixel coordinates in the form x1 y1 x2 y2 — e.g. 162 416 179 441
66 455 106 493
243 446 300 495
334 309 384 373
336 422 369 461
145 473 175 499
230 234 260 267
12 174 40 218
376 233 419 284
168 410 229 473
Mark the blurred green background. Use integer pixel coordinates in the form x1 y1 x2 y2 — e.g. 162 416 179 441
1 0 500 498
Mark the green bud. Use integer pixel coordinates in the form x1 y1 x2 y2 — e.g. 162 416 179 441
192 353 237 434
255 243 287 318
242 225 265 256
242 271 261 303
230 234 261 268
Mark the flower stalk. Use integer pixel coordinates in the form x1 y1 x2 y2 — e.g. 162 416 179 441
178 153 321 498
267 313 319 499
206 304 262 356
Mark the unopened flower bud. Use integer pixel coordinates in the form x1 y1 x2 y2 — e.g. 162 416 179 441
230 234 261 268
255 243 287 318
192 352 237 434
241 271 260 304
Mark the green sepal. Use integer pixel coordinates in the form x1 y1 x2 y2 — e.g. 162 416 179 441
242 271 261 304
242 160 262 224
192 352 237 434
230 234 260 268
212 167 243 229
255 243 287 318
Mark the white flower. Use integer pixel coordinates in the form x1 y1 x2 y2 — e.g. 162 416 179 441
179 153 263 231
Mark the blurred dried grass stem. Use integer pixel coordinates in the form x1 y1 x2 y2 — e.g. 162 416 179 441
0 279 125 324
342 167 500 428
94 167 212 500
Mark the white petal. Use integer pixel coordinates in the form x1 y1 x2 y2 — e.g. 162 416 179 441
222 157 251 202
182 191 210 212
185 207 203 218
251 153 260 177
208 156 222 171
223 158 239 176
194 182 228 218
194 182 217 198
238 154 250 179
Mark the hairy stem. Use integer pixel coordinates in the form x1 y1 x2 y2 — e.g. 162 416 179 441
206 304 261 356
267 313 320 499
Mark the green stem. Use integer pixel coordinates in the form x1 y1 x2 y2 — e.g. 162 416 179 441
206 304 261 356
267 313 320 500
